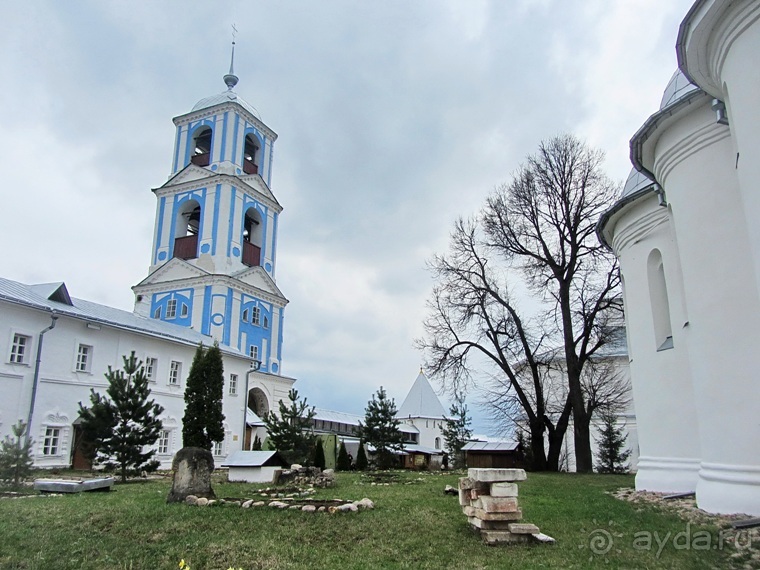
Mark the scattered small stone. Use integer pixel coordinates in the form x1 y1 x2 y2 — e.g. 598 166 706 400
185 495 199 506
196 497 209 506
354 498 374 510
241 499 253 509
269 501 288 509
302 505 317 512
444 485 458 495
252 501 265 507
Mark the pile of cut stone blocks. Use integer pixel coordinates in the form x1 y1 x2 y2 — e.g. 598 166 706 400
459 468 550 546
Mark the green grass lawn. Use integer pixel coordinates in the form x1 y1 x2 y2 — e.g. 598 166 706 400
0 471 738 569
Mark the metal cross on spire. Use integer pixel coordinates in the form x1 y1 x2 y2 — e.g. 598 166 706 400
224 23 239 90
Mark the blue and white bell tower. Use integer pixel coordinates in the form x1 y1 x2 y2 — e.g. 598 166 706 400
133 46 288 375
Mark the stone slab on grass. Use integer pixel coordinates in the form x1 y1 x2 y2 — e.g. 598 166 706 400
467 468 526 483
480 530 532 546
463 505 523 521
34 478 114 494
508 523 540 534
473 496 519 513
468 517 514 531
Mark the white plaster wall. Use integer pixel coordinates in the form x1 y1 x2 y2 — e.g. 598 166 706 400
610 195 701 491
227 465 279 483
652 100 760 515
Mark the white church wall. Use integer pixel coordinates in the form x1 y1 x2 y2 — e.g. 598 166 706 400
610 194 701 492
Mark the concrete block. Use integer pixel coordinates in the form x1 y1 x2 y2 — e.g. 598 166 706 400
481 530 532 545
466 506 523 521
490 482 518 497
474 496 519 513
508 523 540 534
458 477 474 490
458 487 470 507
468 517 513 530
467 468 526 483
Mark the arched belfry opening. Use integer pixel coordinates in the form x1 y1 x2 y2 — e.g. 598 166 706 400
242 207 263 267
243 134 260 175
191 126 212 167
174 199 202 260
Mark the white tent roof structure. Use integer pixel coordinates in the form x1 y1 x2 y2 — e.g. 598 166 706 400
397 370 446 419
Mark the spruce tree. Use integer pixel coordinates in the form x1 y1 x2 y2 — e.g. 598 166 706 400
0 420 34 490
358 387 404 469
251 435 262 451
78 352 164 482
594 410 631 474
356 440 369 471
313 439 326 470
336 441 351 471
262 389 316 465
182 343 225 450
441 398 472 469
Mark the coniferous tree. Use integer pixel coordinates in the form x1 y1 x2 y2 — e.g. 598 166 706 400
516 429 535 471
313 439 326 470
0 421 34 489
594 410 631 474
251 435 262 451
336 441 351 471
358 387 404 469
262 389 316 465
441 397 472 469
356 440 369 471
78 352 164 482
182 343 226 450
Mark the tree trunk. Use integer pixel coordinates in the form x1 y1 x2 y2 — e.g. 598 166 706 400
529 420 548 471
572 405 593 473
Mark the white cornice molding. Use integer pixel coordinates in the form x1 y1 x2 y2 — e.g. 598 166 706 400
133 273 288 307
173 101 278 141
154 172 282 213
654 120 732 185
611 203 670 254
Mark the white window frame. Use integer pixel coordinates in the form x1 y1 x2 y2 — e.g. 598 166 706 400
180 302 188 318
145 357 158 382
166 298 177 319
229 373 238 395
153 307 161 319
168 360 182 386
42 427 61 456
249 345 259 361
75 344 93 373
158 429 171 455
252 306 261 326
212 440 223 457
242 308 249 322
9 332 31 364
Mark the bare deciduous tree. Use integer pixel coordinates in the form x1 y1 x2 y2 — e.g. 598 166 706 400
481 134 620 472
419 134 621 473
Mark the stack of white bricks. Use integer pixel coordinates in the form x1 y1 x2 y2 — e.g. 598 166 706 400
459 468 543 545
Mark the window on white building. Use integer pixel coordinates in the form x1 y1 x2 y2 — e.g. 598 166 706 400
180 303 188 318
76 344 92 373
9 333 31 364
212 440 223 456
166 299 177 319
435 437 441 450
252 306 261 326
145 357 158 382
158 430 170 454
42 427 60 455
169 361 182 385
154 307 161 319
647 249 674 351
229 373 238 395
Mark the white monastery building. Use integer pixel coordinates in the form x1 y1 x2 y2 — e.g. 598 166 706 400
598 0 760 515
0 56 295 468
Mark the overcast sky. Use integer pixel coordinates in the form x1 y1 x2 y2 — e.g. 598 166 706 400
1 0 694 434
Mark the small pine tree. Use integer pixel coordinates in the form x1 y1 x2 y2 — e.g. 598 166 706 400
78 352 164 482
336 441 351 471
356 440 369 471
358 387 404 469
0 421 34 489
594 410 631 474
251 435 262 451
441 397 472 469
182 343 225 450
262 389 316 465
516 429 535 471
313 439 326 470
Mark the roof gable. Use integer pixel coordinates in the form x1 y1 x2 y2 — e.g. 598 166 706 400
162 164 216 187
232 266 287 301
134 258 210 288
29 282 73 306
397 371 447 419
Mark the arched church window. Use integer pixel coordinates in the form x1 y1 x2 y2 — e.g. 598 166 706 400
248 387 269 418
190 126 212 167
243 134 260 175
242 207 263 267
173 199 202 260
435 437 441 450
647 249 674 351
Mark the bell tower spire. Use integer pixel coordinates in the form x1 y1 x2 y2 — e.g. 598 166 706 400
223 25 239 91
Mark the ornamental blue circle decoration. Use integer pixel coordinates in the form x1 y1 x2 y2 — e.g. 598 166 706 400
158 251 167 261
232 247 240 256
236 168 242 175
211 164 218 171
265 262 272 272
211 313 225 326
201 243 211 254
